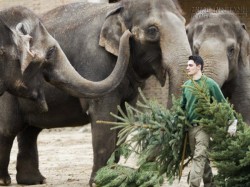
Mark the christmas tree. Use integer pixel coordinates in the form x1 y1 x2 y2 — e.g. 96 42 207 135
185 80 250 187
94 81 250 187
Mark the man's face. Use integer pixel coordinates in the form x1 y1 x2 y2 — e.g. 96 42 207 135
186 60 201 76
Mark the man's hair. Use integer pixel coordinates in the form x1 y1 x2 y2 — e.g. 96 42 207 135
189 55 204 71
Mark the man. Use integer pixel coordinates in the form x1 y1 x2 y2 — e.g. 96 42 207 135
181 55 226 187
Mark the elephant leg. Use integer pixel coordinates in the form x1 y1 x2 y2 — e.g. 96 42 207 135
0 93 23 185
16 126 46 185
88 96 120 186
0 135 15 185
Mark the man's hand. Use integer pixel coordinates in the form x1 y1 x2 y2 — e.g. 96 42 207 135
227 119 238 136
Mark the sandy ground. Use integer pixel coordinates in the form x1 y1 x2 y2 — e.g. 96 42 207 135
8 125 199 187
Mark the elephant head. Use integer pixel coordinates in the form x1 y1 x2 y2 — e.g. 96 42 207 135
186 9 250 123
0 6 131 102
99 0 192 106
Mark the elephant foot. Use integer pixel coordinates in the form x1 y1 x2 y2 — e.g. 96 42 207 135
0 174 11 186
16 171 46 185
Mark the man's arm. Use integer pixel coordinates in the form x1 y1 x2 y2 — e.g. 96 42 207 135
210 82 226 103
209 80 238 136
180 87 186 110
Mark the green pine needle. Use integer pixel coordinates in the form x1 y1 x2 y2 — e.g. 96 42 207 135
95 83 250 187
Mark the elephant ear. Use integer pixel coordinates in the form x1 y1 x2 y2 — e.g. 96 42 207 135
12 22 34 73
0 18 13 46
99 5 127 56
240 24 250 66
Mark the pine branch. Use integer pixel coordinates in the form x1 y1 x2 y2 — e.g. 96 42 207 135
95 88 189 186
95 82 250 187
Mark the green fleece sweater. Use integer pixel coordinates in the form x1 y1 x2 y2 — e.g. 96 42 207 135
181 75 226 124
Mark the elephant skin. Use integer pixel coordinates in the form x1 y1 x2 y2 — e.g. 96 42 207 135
186 9 250 124
0 1 192 186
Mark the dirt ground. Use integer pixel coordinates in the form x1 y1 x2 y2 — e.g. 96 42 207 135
8 125 212 187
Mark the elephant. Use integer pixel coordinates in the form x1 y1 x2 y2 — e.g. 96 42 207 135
186 9 250 124
0 5 131 185
0 6 130 104
0 0 192 186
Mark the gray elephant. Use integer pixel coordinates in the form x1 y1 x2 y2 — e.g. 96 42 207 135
0 0 192 186
0 6 131 185
186 9 250 124
0 6 130 102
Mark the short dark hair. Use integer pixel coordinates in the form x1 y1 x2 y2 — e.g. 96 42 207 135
188 55 204 71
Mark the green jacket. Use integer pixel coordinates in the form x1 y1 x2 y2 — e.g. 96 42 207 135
181 75 226 124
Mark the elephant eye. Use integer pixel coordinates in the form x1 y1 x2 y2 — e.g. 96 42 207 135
227 46 235 58
46 46 56 60
147 26 158 35
146 26 159 41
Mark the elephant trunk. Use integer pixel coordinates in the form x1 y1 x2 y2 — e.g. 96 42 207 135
160 12 192 107
43 30 131 98
199 39 229 86
164 52 191 107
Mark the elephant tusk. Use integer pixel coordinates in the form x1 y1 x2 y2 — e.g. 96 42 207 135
15 79 27 89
